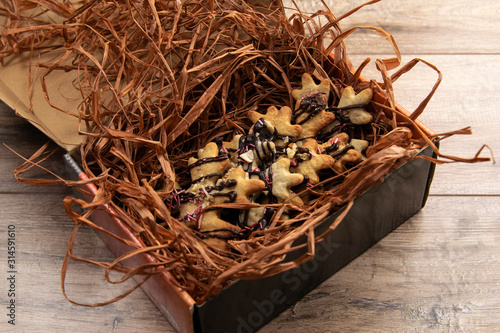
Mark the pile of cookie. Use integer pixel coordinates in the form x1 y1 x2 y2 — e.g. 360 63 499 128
169 74 374 251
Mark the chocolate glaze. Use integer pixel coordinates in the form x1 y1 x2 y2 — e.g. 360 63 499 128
191 172 224 184
330 144 355 159
315 105 369 142
187 153 229 170
177 191 196 205
177 179 238 205
324 142 339 154
317 124 341 142
205 179 237 192
258 207 276 229
237 120 277 166
292 147 313 165
254 118 276 140
275 134 293 142
198 205 274 239
275 146 287 156
238 209 250 229
207 191 238 205
292 92 327 125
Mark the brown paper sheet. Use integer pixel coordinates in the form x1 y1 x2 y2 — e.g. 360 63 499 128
0 49 83 152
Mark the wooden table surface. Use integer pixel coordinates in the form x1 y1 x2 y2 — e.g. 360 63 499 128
1 0 499 332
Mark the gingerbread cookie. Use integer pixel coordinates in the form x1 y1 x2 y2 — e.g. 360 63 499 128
248 106 302 142
271 157 304 205
290 138 335 184
292 74 335 139
319 133 362 173
337 86 373 125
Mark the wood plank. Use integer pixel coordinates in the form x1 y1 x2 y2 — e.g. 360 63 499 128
3 189 498 331
1 105 173 332
261 196 500 332
348 53 500 195
0 101 75 195
1 192 174 332
284 0 500 54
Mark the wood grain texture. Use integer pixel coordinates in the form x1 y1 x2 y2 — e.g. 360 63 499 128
348 53 500 195
262 196 500 332
285 0 500 54
0 0 498 332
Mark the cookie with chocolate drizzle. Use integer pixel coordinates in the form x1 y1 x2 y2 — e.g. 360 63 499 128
173 73 373 252
291 73 335 139
248 105 302 146
289 138 335 184
319 133 362 174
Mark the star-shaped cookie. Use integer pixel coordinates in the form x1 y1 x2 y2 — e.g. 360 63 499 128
271 157 304 205
188 142 230 186
222 134 243 164
337 86 373 125
196 210 241 252
350 139 370 160
213 167 266 204
292 74 335 139
291 73 330 102
290 139 335 184
248 106 302 139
